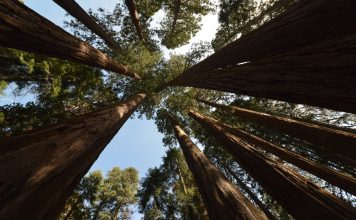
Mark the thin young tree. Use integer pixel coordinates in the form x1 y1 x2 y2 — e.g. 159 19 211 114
189 110 356 220
0 0 139 79
53 0 119 49
0 94 146 220
167 114 268 220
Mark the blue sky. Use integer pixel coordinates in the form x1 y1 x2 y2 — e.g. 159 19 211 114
1 1 218 218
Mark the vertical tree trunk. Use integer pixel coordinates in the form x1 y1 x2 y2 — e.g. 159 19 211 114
124 0 143 40
171 0 181 34
189 110 356 220
221 164 276 220
197 99 356 162
0 93 146 220
0 0 140 79
175 158 188 195
167 114 268 220
52 0 119 49
217 122 356 195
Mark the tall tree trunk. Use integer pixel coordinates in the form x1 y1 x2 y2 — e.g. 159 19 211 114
222 164 276 220
170 0 356 77
52 0 119 49
175 158 188 195
0 0 140 79
215 121 356 195
167 114 268 220
124 0 143 40
197 99 356 163
170 35 356 113
171 0 181 34
189 110 356 220
0 93 146 220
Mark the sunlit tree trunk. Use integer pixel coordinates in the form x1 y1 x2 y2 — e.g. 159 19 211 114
124 0 143 40
0 93 146 220
53 0 119 49
197 99 356 163
0 0 139 79
169 0 356 113
189 110 356 220
167 114 268 220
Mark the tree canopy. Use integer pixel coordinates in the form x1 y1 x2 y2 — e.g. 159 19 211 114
1 0 355 219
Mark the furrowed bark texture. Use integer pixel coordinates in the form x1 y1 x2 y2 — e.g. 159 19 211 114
218 122 356 195
189 110 356 220
0 93 146 220
169 0 356 113
198 99 356 162
0 0 140 79
167 115 267 220
124 0 143 40
53 0 119 49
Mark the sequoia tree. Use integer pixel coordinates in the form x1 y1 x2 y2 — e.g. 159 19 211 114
0 0 139 79
189 110 356 220
167 114 268 220
53 0 119 49
0 93 146 219
168 0 356 113
197 99 356 162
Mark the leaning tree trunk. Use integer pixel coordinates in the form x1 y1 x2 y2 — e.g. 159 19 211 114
53 0 119 49
124 0 143 40
169 0 356 113
197 99 356 163
0 93 146 220
217 121 356 195
189 110 356 220
167 114 268 220
0 0 139 79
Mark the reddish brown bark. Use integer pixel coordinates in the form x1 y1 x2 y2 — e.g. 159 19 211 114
53 0 119 49
0 0 140 79
0 93 146 220
189 110 356 220
217 122 356 195
170 35 356 113
172 0 356 76
124 0 143 40
167 115 267 220
198 99 356 162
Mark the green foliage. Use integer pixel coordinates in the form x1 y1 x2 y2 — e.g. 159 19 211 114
59 167 139 220
137 148 207 219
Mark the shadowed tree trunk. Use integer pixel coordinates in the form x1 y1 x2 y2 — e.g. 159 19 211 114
170 0 356 77
189 110 356 220
171 0 181 34
124 0 143 40
170 35 356 113
0 0 140 79
221 164 276 220
0 93 146 220
215 121 356 195
53 0 119 49
168 0 356 113
197 99 356 162
167 114 268 220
